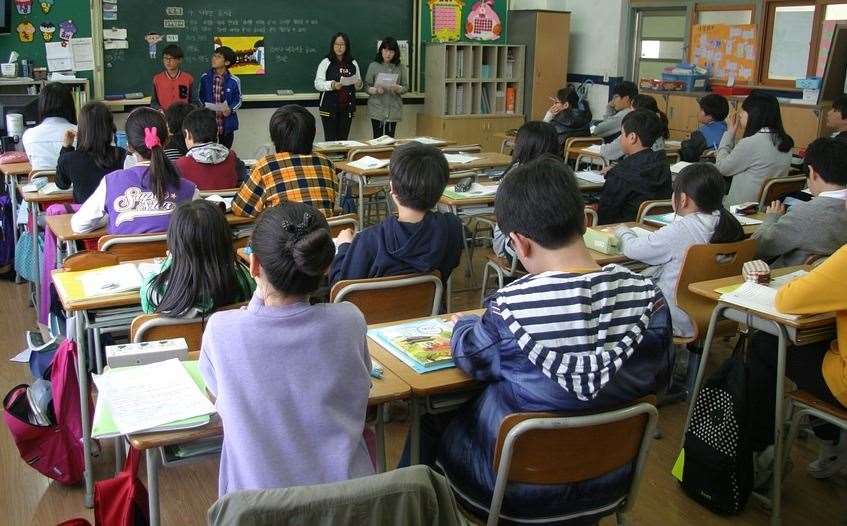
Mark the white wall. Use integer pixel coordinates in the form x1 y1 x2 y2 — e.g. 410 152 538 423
561 0 626 79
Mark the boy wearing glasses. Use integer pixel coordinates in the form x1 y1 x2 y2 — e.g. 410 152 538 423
151 44 197 111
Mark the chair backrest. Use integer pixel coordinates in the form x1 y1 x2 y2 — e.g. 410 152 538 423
563 136 602 156
97 233 168 262
441 144 482 154
198 188 239 198
636 199 674 224
29 169 57 182
327 213 359 237
674 239 757 341
758 175 807 208
62 250 120 272
487 399 658 525
347 147 394 162
584 207 598 227
330 272 443 324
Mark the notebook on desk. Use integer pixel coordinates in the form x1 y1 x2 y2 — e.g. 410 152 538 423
54 261 162 302
718 274 812 321
368 318 455 374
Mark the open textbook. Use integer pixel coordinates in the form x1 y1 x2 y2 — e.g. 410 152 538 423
368 318 455 373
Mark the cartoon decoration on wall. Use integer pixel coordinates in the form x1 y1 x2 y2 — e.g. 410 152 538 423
145 32 164 59
16 21 36 43
15 0 32 15
59 20 77 41
465 0 502 41
40 22 56 42
39 0 54 14
428 0 464 43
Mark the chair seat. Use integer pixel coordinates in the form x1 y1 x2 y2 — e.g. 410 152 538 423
485 251 524 276
789 390 847 421
351 186 386 198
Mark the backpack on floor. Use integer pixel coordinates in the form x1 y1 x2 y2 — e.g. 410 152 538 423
94 446 150 526
677 350 753 514
0 193 14 271
2 339 90 485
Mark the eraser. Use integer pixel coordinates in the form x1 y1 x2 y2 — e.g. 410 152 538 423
124 92 144 99
276 89 294 96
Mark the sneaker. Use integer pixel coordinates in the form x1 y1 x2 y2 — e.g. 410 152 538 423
754 446 794 492
807 435 847 479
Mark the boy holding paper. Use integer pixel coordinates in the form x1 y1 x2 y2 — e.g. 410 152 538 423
198 46 242 149
364 37 408 138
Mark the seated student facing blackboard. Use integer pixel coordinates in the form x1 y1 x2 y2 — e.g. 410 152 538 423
679 94 729 162
21 83 77 170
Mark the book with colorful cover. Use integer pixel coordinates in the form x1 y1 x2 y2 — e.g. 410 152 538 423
368 318 455 373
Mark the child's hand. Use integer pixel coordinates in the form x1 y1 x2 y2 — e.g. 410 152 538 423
221 106 231 117
331 81 342 90
63 129 76 147
336 228 355 244
376 86 385 95
765 200 786 215
548 102 565 115
727 112 738 136
354 79 363 90
390 84 404 93
600 165 612 175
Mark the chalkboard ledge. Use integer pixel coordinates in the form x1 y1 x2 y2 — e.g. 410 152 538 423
102 92 426 112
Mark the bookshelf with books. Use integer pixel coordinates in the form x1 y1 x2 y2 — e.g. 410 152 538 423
419 43 525 153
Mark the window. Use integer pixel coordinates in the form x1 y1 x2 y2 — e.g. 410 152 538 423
696 6 754 25
633 11 687 80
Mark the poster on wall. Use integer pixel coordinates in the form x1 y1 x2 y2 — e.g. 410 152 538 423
423 0 507 44
690 24 756 82
214 36 265 75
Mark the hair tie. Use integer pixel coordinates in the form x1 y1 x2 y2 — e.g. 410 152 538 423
144 127 162 149
280 212 312 242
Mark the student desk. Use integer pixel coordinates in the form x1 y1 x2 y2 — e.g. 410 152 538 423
685 266 836 525
642 212 767 238
573 143 683 169
367 311 483 465
1 162 33 246
314 137 454 155
127 362 411 526
335 152 513 227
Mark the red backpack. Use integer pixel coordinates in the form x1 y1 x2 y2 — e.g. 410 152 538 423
94 446 149 526
3 339 90 485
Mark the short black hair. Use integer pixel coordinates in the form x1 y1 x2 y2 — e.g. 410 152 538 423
269 104 315 154
389 142 449 211
556 86 580 107
162 44 183 59
621 109 663 148
182 108 218 144
495 155 585 249
214 46 236 67
804 137 847 186
38 82 76 124
833 95 847 119
611 80 638 101
698 93 729 121
375 36 401 65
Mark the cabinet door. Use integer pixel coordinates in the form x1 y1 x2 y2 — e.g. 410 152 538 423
666 95 700 135
779 105 821 150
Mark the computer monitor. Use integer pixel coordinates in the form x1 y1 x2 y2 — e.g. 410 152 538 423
0 94 40 134
0 0 10 35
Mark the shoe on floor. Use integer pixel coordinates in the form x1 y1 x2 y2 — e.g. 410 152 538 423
808 434 847 479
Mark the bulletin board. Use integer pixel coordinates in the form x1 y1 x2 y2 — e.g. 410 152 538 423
690 24 756 83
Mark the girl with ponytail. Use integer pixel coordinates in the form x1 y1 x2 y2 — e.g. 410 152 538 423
199 201 374 495
72 107 198 234
614 163 744 338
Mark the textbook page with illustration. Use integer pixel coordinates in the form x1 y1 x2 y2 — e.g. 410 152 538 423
368 318 455 373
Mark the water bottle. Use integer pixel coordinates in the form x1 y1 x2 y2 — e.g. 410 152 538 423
115 131 128 149
20 60 30 78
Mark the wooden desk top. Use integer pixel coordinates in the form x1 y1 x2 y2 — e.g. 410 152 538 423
643 212 766 237
574 143 681 158
586 222 656 266
336 152 512 177
0 162 31 177
20 190 73 203
314 137 454 154
688 265 835 329
46 212 254 242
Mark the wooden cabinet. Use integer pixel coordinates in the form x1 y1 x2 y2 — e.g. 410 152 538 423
417 114 525 153
779 105 825 150
666 94 701 137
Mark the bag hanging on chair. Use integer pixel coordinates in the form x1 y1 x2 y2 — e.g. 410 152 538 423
94 446 150 526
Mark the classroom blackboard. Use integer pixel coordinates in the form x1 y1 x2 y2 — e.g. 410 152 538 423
102 1 414 97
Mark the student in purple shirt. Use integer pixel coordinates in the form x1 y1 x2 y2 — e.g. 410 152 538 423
199 202 374 495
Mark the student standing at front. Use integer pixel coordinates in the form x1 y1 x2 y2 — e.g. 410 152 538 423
150 44 196 111
315 32 362 141
199 46 242 149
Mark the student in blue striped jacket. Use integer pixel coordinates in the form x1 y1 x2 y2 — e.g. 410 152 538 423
413 156 673 523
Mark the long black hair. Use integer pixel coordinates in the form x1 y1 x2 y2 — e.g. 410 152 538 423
125 107 182 206
147 200 250 317
38 82 77 124
507 121 560 173
673 163 744 244
250 202 335 295
326 32 353 65
741 92 794 153
76 102 122 170
633 94 669 140
375 36 401 65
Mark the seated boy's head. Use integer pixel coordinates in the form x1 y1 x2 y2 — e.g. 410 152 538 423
164 102 193 137
212 46 236 70
495 155 586 271
697 94 729 125
162 44 183 73
610 81 638 111
620 109 662 154
827 95 847 132
269 104 315 155
250 202 335 297
556 86 579 109
805 137 847 195
513 121 560 165
388 142 449 212
182 109 218 149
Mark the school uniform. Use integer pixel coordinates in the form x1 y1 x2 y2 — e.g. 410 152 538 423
716 128 791 207
597 148 672 225
833 130 847 144
591 107 632 142
436 267 672 523
616 212 720 338
364 61 408 138
600 135 666 163
70 163 199 234
315 57 361 141
21 117 77 170
543 105 592 145
679 120 727 162
56 145 127 203
199 296 374 495
151 70 196 111
198 69 242 148
175 142 242 190
753 190 847 268
329 211 463 285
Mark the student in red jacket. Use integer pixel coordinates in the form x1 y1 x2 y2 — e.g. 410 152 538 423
175 108 246 190
151 44 196 111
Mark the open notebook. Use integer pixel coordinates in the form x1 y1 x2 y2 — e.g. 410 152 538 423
717 271 810 321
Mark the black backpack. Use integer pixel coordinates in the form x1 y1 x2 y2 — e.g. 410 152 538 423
679 349 753 514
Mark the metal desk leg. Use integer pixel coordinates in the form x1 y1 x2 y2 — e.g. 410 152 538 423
681 305 726 449
357 176 365 228
146 448 161 526
31 203 40 312
769 322 789 526
8 175 19 245
375 403 386 473
74 312 95 508
410 397 421 465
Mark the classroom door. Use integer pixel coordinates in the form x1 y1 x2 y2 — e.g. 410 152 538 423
632 9 687 81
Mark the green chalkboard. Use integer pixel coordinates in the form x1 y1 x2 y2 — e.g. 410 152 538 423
103 1 413 97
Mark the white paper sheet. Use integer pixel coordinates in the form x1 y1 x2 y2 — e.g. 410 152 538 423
104 40 129 51
719 281 800 321
406 137 443 145
204 101 229 112
575 170 606 184
315 140 365 149
670 161 693 174
78 263 144 297
583 144 603 154
71 38 95 72
92 359 216 435
374 72 399 88
205 194 233 212
102 28 127 40
10 349 32 363
347 156 390 170
45 42 74 72
340 74 361 87
367 134 396 146
444 153 479 164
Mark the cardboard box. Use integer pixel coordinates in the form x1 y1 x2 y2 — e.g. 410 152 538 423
106 338 188 368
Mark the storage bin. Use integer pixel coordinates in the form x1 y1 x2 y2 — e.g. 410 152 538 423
661 72 709 92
